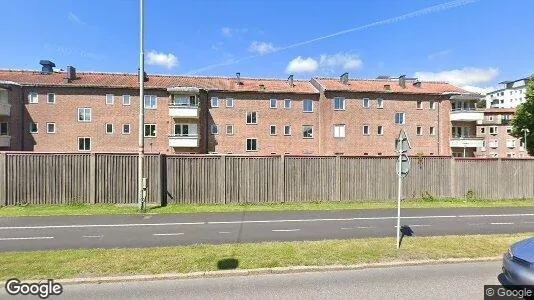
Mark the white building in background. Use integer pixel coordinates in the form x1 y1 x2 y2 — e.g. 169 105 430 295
485 77 529 108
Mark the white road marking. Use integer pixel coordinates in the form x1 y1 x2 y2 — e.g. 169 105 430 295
490 222 514 225
523 221 534 224
394 225 432 228
272 229 300 232
468 223 486 226
1 213 534 230
82 235 103 238
341 226 373 230
0 236 54 241
341 227 353 230
218 231 231 234
152 233 184 236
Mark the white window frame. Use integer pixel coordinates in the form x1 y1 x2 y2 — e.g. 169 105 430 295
303 99 313 112
246 112 257 124
46 122 56 134
489 126 498 135
416 100 423 109
211 124 219 135
303 125 313 138
47 93 56 104
394 112 405 125
430 101 436 110
333 124 345 138
480 127 486 134
122 124 131 135
122 95 131 106
211 97 219 108
144 95 157 109
284 99 292 109
416 126 422 136
246 138 258 151
362 125 370 135
333 97 345 110
362 98 370 108
430 126 436 136
270 125 277 135
29 122 38 134
284 125 291 136
105 123 113 134
226 124 234 135
377 98 384 109
225 98 234 108
105 94 114 105
377 125 383 136
28 92 38 104
144 124 156 137
0 122 8 135
78 137 91 151
270 99 277 109
78 108 92 122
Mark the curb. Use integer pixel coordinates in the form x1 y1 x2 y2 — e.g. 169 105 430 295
43 256 501 285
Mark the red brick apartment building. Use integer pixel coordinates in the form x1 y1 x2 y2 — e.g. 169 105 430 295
475 108 527 158
0 61 469 156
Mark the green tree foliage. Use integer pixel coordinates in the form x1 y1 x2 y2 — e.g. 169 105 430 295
511 75 534 155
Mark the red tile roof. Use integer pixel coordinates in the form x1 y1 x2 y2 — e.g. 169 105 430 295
0 70 318 94
484 108 517 114
313 77 468 95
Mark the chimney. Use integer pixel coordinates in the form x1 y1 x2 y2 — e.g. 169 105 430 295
138 68 148 82
39 60 56 75
288 74 294 87
384 84 391 90
236 72 241 84
259 84 265 91
340 72 349 85
399 75 406 88
67 66 76 81
413 80 421 88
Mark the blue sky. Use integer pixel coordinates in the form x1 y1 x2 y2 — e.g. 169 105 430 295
1 0 533 93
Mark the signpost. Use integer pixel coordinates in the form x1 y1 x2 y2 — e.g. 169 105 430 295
395 129 411 249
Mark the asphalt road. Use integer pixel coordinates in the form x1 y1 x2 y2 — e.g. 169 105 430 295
0 207 533 251
0 261 512 300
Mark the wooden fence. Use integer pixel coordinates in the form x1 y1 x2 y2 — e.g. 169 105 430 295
0 152 533 206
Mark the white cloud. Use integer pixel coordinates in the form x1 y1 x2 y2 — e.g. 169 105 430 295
427 49 451 60
248 41 278 55
68 12 84 24
221 27 248 37
414 67 499 86
285 56 318 74
146 50 179 69
461 85 496 95
319 53 362 70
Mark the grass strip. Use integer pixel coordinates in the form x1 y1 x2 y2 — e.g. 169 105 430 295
2 233 530 280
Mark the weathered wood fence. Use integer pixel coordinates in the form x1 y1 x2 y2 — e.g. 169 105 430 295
0 153 533 206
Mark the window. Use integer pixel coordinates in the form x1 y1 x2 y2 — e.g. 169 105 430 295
29 123 38 134
105 94 114 105
303 125 313 138
362 125 370 135
333 124 345 138
0 123 8 135
362 98 370 108
507 127 512 134
333 97 345 110
488 116 494 121
226 98 234 108
480 127 485 134
377 98 384 108
78 108 92 122
46 122 55 134
78 137 91 151
270 125 277 135
430 101 436 110
122 124 131 135
122 95 131 106
144 95 157 109
377 125 383 135
416 126 422 135
489 126 498 134
226 125 234 135
172 95 197 106
303 99 313 112
144 124 156 137
105 123 113 134
28 92 38 104
394 112 405 124
416 100 423 109
211 124 218 134
284 99 292 109
246 138 257 151
270 99 277 108
284 125 291 136
174 124 197 136
506 139 516 148
47 93 56 104
430 126 436 136
246 112 257 124
211 97 219 108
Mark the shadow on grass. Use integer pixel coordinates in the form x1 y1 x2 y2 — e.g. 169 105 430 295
217 258 239 270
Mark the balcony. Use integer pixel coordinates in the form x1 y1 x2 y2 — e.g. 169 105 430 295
0 102 11 116
449 136 485 148
169 104 199 118
168 134 199 148
450 108 484 122
0 135 10 147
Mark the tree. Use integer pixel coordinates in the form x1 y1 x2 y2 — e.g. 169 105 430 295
476 99 487 109
511 75 534 155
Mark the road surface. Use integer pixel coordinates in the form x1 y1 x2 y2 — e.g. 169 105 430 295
0 207 533 251
0 261 511 300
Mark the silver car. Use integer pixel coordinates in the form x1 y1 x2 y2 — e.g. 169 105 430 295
502 237 534 286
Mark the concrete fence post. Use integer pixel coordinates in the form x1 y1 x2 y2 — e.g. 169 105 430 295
0 152 6 206
89 153 96 204
278 155 285 203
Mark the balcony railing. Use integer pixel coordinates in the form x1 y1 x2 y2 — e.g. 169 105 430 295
169 103 199 118
450 109 483 122
0 102 10 116
450 136 484 148
168 134 199 148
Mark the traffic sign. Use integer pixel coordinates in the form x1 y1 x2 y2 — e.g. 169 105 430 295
395 129 411 153
396 153 410 178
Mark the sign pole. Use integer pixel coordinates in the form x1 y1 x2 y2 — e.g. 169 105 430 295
396 153 402 249
395 129 411 249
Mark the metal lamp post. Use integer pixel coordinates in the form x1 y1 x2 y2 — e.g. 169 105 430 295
138 0 146 211
522 128 530 156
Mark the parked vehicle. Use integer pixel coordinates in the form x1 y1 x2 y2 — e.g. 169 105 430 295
502 237 534 286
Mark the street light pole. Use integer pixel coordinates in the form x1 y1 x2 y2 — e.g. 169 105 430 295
523 128 530 156
138 0 145 211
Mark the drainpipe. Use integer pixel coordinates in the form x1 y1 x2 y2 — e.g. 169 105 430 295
437 97 441 155
20 87 24 151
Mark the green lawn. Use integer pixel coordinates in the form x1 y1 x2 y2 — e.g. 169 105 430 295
1 233 528 280
0 198 533 217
